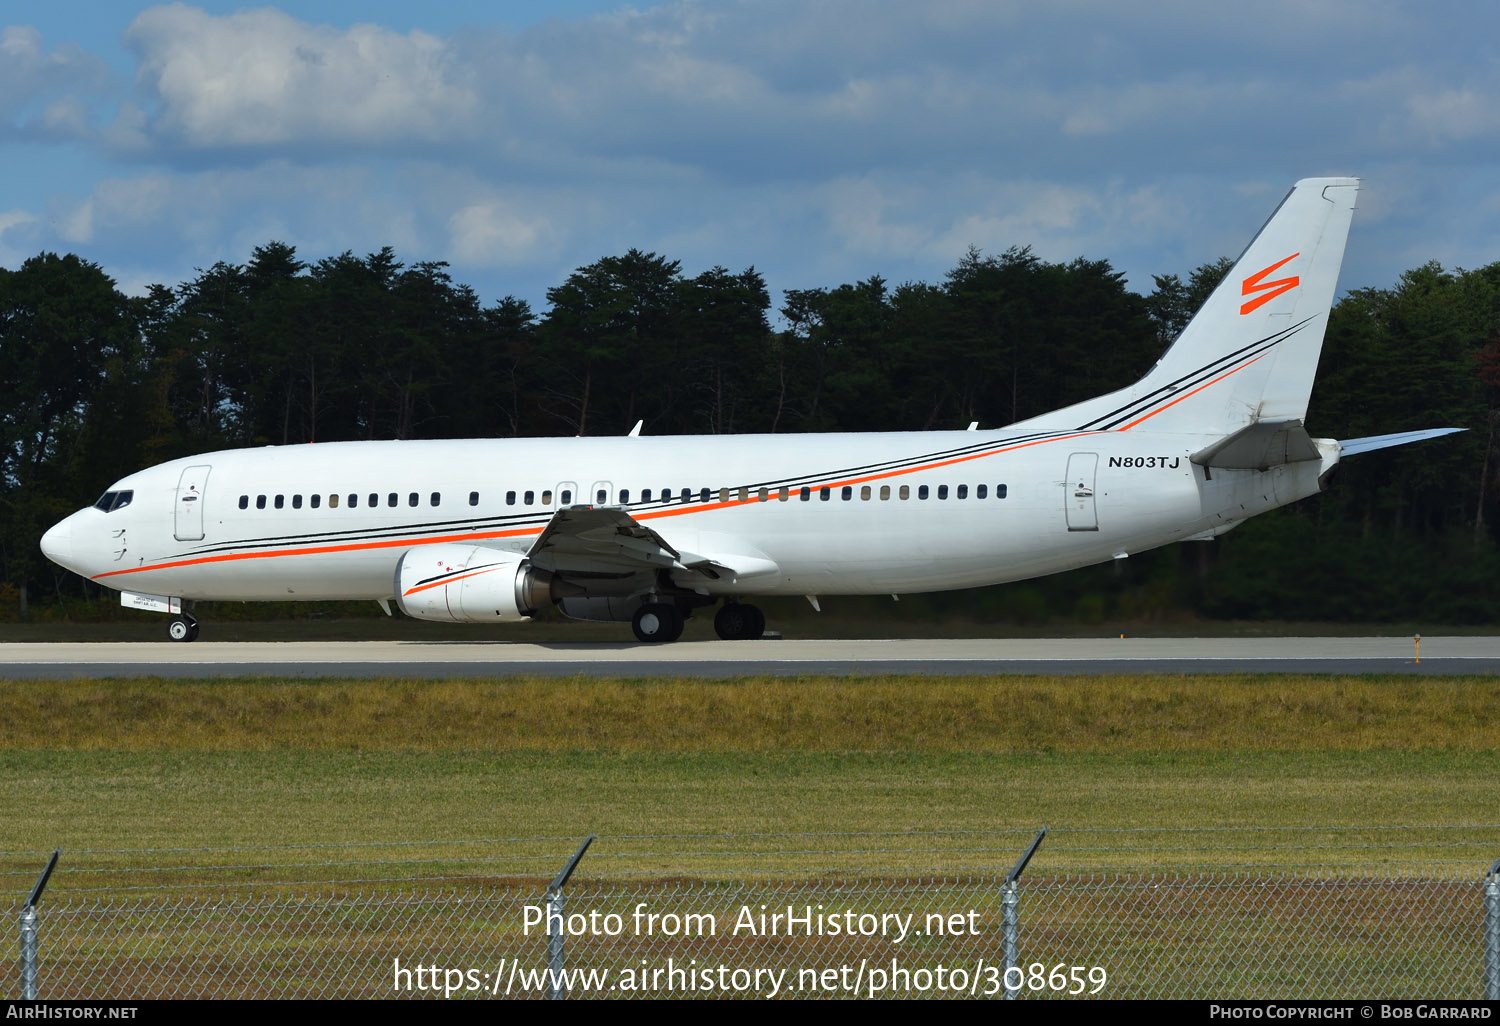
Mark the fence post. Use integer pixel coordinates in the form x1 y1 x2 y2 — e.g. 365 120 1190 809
1485 857 1499 1002
18 848 60 1001
546 835 595 1001
1002 828 1047 1000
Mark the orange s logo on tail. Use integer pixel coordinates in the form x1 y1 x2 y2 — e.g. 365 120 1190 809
1240 253 1300 314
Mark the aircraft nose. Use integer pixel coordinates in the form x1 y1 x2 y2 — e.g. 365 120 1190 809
39 516 77 572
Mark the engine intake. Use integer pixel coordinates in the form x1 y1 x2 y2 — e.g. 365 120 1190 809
394 544 559 623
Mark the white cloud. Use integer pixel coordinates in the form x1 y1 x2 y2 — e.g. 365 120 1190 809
0 210 36 236
0 209 39 265
6 0 1500 313
1404 87 1500 144
124 3 477 148
447 202 555 265
0 24 113 135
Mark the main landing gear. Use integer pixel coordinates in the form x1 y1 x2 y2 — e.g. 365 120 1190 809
167 613 200 643
713 602 765 641
632 602 685 643
630 600 767 642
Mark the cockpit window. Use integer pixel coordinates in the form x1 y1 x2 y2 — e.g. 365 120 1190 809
93 490 133 512
93 491 118 512
111 490 133 511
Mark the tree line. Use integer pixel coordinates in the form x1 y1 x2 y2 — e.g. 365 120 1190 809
2 241 1497 622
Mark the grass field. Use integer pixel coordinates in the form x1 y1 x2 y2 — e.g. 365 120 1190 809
2 673 1497 896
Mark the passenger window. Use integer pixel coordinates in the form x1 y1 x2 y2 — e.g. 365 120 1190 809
431 492 440 507
642 489 653 503
976 484 987 499
275 495 285 509
311 494 321 509
408 493 418 507
330 494 340 508
758 488 768 502
543 490 554 505
506 491 515 505
699 488 710 503
918 486 929 500
778 487 789 502
719 488 730 504
257 495 267 509
880 485 891 500
596 489 607 503
957 485 967 500
387 493 397 507
861 486 871 500
800 487 810 501
819 487 830 501
937 485 948 500
469 492 479 506
738 487 748 503
292 494 303 509
369 493 378 507
560 489 571 504
997 484 1008 499
348 494 358 508
619 489 630 504
524 490 535 505
680 488 691 502
239 495 248 510
899 485 910 500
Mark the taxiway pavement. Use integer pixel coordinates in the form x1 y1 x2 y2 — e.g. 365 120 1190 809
0 636 1493 678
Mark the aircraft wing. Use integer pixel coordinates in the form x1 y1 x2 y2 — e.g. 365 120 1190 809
526 506 683 575
525 505 782 583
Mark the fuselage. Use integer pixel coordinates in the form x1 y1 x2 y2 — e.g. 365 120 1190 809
40 427 1337 603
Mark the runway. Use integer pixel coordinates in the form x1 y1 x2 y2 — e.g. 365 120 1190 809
1 636 1496 678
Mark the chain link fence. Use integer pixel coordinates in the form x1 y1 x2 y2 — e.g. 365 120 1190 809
9 835 1500 1000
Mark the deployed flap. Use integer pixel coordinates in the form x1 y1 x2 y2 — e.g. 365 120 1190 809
1191 419 1321 470
675 550 780 582
526 506 682 575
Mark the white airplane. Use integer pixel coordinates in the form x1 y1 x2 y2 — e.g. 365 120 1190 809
40 177 1460 643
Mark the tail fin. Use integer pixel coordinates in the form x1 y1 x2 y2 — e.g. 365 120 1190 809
1017 177 1359 436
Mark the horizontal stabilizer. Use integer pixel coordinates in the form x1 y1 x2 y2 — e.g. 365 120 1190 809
1339 428 1465 457
1191 419 1321 470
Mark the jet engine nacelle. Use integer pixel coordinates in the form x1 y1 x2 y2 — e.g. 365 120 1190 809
394 544 558 623
556 596 647 623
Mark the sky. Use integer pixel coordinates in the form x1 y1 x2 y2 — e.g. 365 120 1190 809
3 1 1499 314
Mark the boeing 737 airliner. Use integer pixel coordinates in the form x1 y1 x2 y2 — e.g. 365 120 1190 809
39 178 1460 642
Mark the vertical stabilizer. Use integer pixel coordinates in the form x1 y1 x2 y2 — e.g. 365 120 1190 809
1017 178 1359 436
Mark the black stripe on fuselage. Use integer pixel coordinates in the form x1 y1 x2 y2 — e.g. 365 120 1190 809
171 428 1078 559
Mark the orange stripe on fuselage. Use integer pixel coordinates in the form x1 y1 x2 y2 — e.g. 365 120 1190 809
91 429 1107 584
